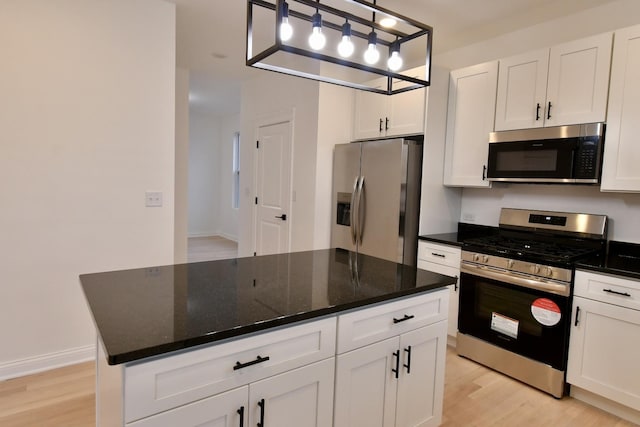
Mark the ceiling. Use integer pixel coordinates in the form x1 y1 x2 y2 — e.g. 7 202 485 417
169 0 617 116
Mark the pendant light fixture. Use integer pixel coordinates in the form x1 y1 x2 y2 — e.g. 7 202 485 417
387 40 403 71
337 21 354 58
246 0 433 95
278 0 293 41
363 30 380 65
308 11 326 50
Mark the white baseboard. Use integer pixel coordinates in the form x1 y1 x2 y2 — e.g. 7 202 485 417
217 232 238 242
187 232 238 242
187 232 218 238
0 344 96 381
571 386 640 425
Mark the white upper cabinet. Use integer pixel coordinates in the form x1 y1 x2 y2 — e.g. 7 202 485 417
495 49 550 130
601 24 640 192
444 61 498 187
353 66 426 140
495 32 613 131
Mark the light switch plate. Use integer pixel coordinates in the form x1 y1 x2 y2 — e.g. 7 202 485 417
145 191 163 207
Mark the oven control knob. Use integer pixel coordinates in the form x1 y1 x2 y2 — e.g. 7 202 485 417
507 260 514 269
545 267 554 277
473 254 480 262
482 255 489 263
531 264 541 274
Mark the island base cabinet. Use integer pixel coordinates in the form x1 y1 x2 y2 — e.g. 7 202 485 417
567 296 640 411
334 321 447 427
334 337 399 427
127 386 248 427
249 358 335 427
127 358 335 427
395 322 447 427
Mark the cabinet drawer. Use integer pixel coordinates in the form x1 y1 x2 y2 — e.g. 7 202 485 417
418 241 461 268
337 289 448 354
124 317 336 423
575 270 640 311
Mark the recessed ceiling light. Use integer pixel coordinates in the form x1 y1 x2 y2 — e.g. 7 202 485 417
380 17 397 28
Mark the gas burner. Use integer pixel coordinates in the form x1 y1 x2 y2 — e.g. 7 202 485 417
462 208 608 268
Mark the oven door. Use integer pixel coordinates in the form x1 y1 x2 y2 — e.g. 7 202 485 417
458 266 571 370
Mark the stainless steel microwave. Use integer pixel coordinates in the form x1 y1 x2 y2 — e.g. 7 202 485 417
487 123 605 184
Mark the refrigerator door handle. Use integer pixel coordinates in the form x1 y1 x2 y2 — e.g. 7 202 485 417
357 176 365 245
350 177 359 245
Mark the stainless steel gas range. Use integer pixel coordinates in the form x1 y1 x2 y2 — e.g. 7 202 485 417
457 208 607 398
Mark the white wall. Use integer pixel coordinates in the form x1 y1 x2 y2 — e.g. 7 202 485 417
218 113 241 241
238 73 320 256
434 0 640 242
187 110 240 241
188 112 221 237
314 83 354 249
175 67 190 263
0 0 176 378
419 65 463 235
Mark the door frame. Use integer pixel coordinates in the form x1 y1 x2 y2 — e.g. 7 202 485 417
252 109 295 255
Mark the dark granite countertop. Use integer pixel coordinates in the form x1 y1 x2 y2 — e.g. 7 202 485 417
419 223 498 247
80 248 456 365
576 240 640 281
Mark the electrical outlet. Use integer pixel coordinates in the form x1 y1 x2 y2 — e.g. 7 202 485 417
145 191 163 207
462 212 476 222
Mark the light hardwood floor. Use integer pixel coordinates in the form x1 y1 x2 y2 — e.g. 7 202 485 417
1 347 636 426
187 235 238 262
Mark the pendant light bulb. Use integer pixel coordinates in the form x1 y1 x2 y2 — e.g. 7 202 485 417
387 42 403 71
363 31 380 65
337 22 354 58
279 1 293 42
308 13 326 50
280 18 293 42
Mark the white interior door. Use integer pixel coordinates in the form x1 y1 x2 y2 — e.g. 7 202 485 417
255 120 292 256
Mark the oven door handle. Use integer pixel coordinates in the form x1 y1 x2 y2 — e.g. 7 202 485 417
461 263 570 297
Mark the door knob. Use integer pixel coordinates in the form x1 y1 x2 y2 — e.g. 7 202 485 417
275 214 287 221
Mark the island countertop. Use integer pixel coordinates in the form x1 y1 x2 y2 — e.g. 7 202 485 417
80 248 456 365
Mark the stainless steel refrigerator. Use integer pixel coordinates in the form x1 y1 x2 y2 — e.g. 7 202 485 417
331 136 423 266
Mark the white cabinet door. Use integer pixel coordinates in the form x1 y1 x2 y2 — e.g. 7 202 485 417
353 67 426 140
248 358 335 427
127 386 248 427
395 321 447 427
444 61 498 188
545 32 612 127
418 242 461 339
421 262 459 338
495 49 549 131
334 337 400 427
353 81 387 140
386 71 426 137
495 33 612 131
567 296 640 411
601 24 640 192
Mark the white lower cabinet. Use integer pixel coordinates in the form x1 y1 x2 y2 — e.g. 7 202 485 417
129 359 334 427
127 386 247 427
248 358 335 427
334 289 449 427
418 241 461 340
567 270 640 412
98 292 449 427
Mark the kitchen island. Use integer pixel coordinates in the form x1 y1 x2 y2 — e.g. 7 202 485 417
81 248 455 427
